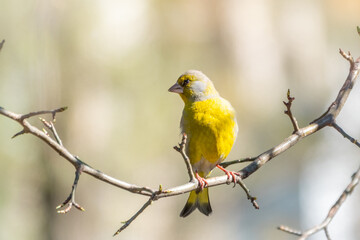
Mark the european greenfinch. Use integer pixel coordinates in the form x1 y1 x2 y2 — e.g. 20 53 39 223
169 70 238 217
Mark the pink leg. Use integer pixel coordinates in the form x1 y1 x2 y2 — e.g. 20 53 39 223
195 171 209 190
216 165 240 185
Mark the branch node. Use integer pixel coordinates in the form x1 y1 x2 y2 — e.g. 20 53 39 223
311 102 336 124
339 48 354 67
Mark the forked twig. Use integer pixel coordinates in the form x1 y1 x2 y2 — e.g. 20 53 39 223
40 118 63 146
38 115 84 213
56 167 85 213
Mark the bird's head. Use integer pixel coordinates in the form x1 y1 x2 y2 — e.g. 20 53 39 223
168 70 219 103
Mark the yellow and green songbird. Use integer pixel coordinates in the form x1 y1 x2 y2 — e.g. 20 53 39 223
169 70 239 217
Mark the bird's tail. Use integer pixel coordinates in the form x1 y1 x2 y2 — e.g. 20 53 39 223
179 188 212 217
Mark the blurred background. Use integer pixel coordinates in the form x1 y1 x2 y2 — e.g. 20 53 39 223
0 0 360 239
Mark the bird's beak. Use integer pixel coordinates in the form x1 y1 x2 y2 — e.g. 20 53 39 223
168 82 183 94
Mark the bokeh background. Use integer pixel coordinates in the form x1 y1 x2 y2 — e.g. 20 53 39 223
0 0 360 239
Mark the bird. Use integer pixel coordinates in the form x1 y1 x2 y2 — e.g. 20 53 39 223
168 70 238 217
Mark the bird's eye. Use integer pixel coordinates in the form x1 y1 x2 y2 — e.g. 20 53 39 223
182 79 190 87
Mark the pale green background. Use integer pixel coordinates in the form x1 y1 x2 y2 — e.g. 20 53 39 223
0 0 360 239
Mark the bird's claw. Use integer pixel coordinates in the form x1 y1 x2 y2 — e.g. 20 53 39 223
195 172 208 191
216 164 240 187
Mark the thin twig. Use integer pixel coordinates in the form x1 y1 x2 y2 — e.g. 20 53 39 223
40 118 63 146
283 89 300 133
56 167 85 213
11 129 26 139
339 49 354 68
173 133 196 182
113 184 166 235
40 117 82 213
332 122 360 148
219 157 256 168
113 195 156 236
0 39 4 51
324 227 331 240
21 107 67 120
237 177 259 209
277 225 302 236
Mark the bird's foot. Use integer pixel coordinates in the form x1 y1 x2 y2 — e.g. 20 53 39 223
195 172 208 191
216 164 240 187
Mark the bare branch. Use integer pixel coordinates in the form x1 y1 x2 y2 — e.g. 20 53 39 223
113 184 164 236
113 196 155 236
219 157 256 168
324 227 331 240
240 51 360 181
0 39 4 51
40 118 63 146
283 89 300 133
0 107 157 198
237 177 259 209
173 133 196 183
332 122 360 148
21 106 68 120
339 49 354 67
56 167 85 213
0 43 359 236
12 129 26 139
278 225 302 236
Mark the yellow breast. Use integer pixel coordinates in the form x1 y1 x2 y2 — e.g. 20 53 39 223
181 97 238 176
